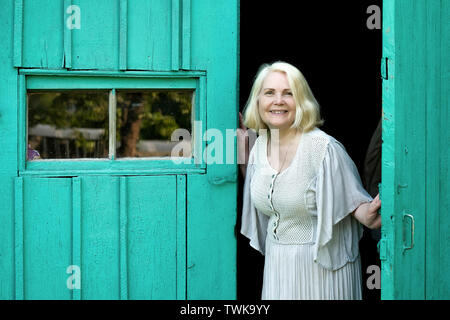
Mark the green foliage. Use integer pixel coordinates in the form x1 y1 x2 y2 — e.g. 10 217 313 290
28 91 109 129
137 91 192 140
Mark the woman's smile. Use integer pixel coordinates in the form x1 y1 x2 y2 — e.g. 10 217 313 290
269 110 288 114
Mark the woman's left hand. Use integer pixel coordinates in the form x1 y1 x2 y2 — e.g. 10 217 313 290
352 193 381 229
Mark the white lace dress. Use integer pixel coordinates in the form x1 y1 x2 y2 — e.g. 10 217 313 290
241 128 372 300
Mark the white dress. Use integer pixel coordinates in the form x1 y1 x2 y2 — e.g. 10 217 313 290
241 128 373 300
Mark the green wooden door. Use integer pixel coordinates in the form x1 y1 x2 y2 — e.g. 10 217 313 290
1 0 238 300
381 0 450 299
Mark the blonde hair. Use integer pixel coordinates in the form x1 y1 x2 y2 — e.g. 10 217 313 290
243 61 324 132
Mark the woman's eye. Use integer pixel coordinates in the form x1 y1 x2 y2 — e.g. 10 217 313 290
284 92 293 96
264 91 274 95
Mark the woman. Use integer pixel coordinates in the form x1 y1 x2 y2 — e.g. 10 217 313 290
238 61 381 300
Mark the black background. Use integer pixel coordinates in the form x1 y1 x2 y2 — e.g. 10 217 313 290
237 0 382 300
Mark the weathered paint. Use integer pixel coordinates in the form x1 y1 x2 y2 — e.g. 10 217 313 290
0 0 238 300
381 0 450 299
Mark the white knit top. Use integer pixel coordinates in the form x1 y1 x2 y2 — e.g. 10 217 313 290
241 128 373 271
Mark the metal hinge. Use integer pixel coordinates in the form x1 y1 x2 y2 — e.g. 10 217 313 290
378 238 388 261
381 57 389 80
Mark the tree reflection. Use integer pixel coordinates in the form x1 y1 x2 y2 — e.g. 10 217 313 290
27 90 193 159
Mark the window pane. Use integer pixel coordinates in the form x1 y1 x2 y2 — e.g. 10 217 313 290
27 91 109 160
116 90 194 158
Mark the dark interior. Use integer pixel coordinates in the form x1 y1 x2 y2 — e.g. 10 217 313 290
237 0 382 300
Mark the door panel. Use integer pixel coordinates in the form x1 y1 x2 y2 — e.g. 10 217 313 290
22 0 64 69
425 0 450 299
127 0 172 71
22 177 72 300
381 0 427 300
71 0 120 70
80 176 120 299
381 0 448 299
17 175 184 300
126 175 178 299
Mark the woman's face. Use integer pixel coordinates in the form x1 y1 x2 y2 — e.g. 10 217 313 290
258 71 297 132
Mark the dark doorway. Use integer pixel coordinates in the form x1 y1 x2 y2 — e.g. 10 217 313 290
237 0 382 300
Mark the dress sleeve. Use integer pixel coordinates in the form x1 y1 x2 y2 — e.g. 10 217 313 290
240 145 269 255
312 138 373 271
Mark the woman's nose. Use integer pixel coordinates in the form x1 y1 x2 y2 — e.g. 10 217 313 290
273 93 284 104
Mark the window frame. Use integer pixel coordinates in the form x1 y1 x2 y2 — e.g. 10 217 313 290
19 70 207 176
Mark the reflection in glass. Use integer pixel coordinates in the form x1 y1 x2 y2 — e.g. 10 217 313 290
27 91 109 159
116 90 193 158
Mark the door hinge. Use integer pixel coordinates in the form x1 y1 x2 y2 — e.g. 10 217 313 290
378 238 388 261
381 57 389 80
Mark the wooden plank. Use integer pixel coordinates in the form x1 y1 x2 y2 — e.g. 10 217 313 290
20 69 206 77
119 177 128 300
72 0 119 70
185 0 238 299
14 177 24 300
0 0 18 299
21 167 206 177
64 0 72 69
72 177 81 300
194 76 207 166
187 175 237 299
13 0 23 67
380 0 396 300
119 0 128 70
425 0 441 300
18 75 25 172
171 0 180 70
382 0 428 300
80 176 120 300
22 0 64 68
23 178 72 300
26 75 197 90
126 176 177 299
439 0 450 299
127 0 172 70
181 0 191 70
176 175 186 300
391 0 426 300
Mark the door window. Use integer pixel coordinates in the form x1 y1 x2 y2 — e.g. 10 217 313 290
25 75 199 165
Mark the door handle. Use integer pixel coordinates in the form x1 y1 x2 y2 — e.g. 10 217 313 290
403 213 415 252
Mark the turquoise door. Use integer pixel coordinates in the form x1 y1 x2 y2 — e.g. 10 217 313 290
0 0 238 300
381 0 450 299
